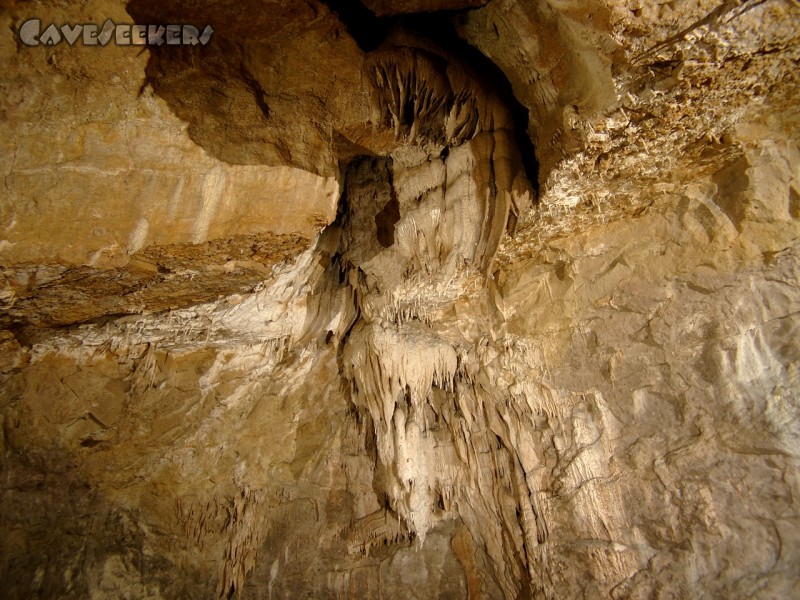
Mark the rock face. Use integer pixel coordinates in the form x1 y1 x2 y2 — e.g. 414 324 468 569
1 0 799 599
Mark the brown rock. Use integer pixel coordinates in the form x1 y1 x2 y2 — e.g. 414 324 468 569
1 0 799 598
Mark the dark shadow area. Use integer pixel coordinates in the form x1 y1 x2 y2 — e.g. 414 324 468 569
322 0 391 51
375 195 401 247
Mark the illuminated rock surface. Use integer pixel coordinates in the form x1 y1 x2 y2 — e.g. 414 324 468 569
1 0 799 598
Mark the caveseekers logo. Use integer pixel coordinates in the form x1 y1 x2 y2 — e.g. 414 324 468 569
18 18 214 47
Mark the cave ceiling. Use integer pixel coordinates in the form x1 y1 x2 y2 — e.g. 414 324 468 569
0 0 799 598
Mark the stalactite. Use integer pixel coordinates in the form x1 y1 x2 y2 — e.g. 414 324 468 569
345 509 411 556
176 487 268 600
365 45 481 145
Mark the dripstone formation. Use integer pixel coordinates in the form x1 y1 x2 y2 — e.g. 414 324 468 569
1 1 799 599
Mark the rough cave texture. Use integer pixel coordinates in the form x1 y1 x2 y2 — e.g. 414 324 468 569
1 0 799 598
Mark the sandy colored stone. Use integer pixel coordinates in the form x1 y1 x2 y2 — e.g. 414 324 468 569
0 0 799 599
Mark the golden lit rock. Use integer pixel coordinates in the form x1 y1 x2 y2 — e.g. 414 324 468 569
1 0 799 598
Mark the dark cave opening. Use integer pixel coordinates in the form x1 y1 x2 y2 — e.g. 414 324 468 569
375 196 401 248
320 0 391 52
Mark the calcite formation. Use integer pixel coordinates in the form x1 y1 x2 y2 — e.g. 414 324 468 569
1 0 799 599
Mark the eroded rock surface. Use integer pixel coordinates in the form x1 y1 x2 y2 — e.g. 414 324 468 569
1 0 799 599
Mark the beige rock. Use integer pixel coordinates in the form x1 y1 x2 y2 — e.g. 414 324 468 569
0 0 799 599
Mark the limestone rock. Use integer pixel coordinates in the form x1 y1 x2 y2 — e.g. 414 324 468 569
1 0 799 599
0 1 339 327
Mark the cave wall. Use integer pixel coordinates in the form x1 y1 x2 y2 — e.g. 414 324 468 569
1 0 799 599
